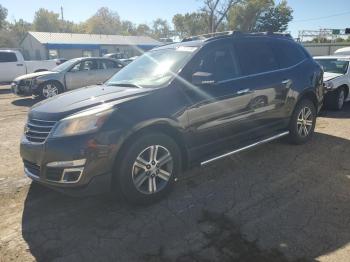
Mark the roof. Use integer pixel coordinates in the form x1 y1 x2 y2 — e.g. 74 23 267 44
26 31 161 46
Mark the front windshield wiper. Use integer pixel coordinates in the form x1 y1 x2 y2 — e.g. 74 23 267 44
107 83 143 88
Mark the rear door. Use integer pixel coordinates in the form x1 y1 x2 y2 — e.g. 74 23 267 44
0 52 25 82
233 38 292 132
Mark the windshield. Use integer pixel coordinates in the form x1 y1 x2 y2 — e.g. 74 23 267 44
105 48 196 88
315 59 349 74
52 59 80 72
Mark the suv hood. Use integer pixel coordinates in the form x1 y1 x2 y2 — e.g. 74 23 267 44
14 71 57 81
30 85 152 120
323 72 343 82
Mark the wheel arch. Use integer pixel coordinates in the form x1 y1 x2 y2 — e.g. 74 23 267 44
338 84 349 99
114 120 189 171
297 90 319 110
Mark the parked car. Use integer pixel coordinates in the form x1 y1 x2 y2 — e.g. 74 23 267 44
0 50 57 83
314 56 349 110
20 32 323 204
12 57 125 99
334 47 350 56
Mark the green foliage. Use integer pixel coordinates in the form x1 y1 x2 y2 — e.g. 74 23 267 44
152 18 171 39
82 7 122 34
172 12 208 38
228 0 273 32
255 0 293 32
33 8 60 32
0 4 8 30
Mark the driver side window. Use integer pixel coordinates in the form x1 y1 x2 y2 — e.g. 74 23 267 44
193 46 240 82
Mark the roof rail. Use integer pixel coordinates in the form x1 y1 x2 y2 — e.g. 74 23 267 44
181 31 293 42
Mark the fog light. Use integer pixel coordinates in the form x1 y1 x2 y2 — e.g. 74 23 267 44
62 167 84 183
47 159 86 168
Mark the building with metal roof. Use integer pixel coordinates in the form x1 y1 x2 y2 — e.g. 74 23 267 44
20 31 161 60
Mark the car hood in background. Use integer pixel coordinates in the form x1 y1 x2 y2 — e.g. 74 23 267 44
323 72 343 82
14 71 58 81
30 85 153 120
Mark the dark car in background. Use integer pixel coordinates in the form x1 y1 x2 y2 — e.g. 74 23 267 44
12 57 125 99
20 32 323 204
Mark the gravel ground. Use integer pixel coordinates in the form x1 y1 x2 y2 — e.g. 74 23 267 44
0 84 349 262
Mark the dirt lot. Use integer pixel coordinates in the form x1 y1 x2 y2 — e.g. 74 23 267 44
0 84 349 262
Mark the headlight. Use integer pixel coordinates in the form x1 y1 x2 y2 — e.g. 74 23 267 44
324 81 334 89
51 105 113 138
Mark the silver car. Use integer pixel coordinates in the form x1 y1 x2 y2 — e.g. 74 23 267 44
11 57 125 99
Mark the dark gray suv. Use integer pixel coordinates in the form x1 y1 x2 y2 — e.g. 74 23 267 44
20 32 324 204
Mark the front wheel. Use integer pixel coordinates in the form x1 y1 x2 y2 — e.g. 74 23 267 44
40 81 63 99
288 99 316 145
114 133 181 205
325 87 345 111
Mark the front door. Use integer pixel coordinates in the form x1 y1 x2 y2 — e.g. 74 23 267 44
65 60 98 90
184 42 254 160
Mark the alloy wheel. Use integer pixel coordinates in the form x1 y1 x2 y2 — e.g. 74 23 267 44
132 145 173 194
42 84 59 98
338 89 345 109
297 106 313 137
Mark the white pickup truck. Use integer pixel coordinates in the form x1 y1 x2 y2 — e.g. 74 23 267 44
0 50 57 83
314 56 350 110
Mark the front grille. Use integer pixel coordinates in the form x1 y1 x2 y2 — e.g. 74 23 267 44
25 118 57 143
24 160 40 177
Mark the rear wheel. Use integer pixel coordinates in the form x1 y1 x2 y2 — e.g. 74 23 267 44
114 133 181 205
325 87 346 111
40 81 63 99
288 99 316 144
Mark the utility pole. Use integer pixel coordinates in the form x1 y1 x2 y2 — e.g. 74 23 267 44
61 6 64 21
60 6 64 33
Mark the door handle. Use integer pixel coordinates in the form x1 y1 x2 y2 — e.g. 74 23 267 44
237 88 251 95
16 64 24 66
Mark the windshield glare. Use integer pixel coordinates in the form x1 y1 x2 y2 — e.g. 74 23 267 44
316 59 349 74
106 48 195 88
52 59 79 72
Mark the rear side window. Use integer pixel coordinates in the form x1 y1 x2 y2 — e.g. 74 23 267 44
99 60 123 69
0 52 17 62
193 45 240 82
273 40 307 68
235 40 279 75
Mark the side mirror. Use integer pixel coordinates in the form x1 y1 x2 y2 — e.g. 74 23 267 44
192 72 215 86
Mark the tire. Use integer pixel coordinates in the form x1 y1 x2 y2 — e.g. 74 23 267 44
288 99 316 145
40 81 63 99
114 133 182 205
324 87 346 111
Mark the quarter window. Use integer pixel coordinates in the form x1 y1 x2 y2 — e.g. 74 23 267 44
0 52 17 62
273 40 306 68
235 40 279 75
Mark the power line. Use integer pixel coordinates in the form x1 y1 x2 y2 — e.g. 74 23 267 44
291 10 350 23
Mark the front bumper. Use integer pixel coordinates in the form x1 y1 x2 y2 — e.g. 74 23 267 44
11 81 40 96
20 131 121 196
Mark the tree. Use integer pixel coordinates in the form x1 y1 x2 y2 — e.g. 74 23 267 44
0 4 8 30
152 18 171 39
121 20 136 35
136 24 152 36
8 19 32 40
173 12 207 38
254 0 293 32
227 0 273 32
200 0 242 33
83 7 122 34
33 8 60 32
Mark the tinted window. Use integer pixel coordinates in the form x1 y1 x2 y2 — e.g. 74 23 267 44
81 60 98 71
273 40 306 68
0 52 17 62
235 40 279 75
193 46 239 82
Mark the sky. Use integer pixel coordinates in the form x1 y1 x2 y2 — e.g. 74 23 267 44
2 0 350 37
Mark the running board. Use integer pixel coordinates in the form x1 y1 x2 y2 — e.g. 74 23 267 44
200 131 290 166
